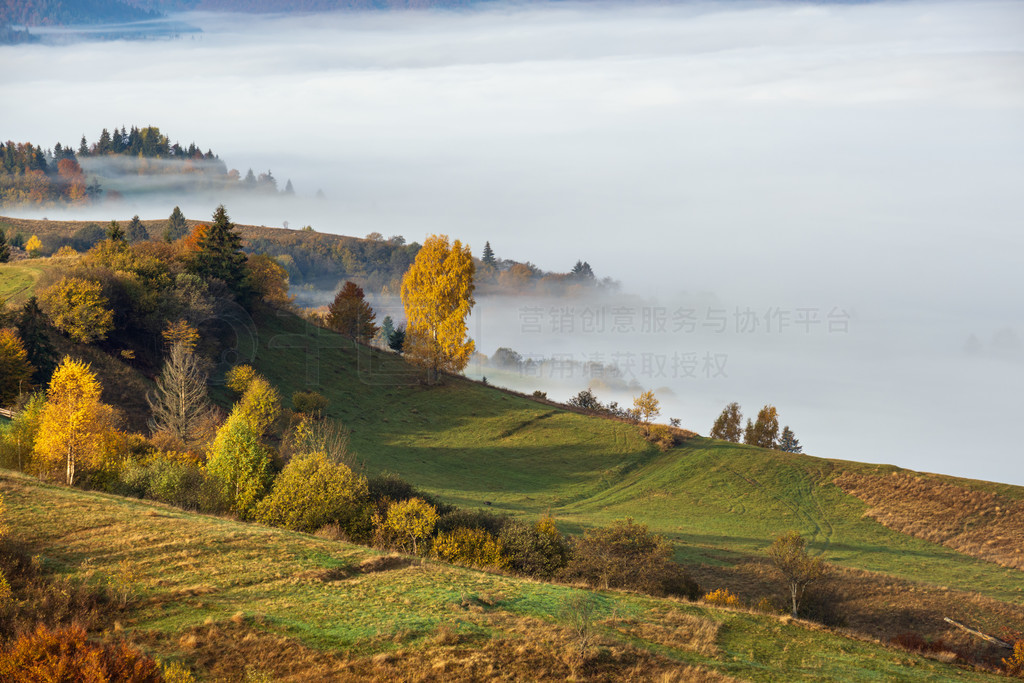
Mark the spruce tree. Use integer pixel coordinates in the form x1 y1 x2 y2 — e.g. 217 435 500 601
380 315 396 345
0 229 10 264
482 241 496 267
107 220 126 242
125 215 149 243
284 179 295 195
164 206 188 242
779 426 802 453
16 297 56 386
190 205 248 296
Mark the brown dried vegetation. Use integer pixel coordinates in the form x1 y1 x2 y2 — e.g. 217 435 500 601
689 557 1024 666
602 608 721 657
835 472 1024 570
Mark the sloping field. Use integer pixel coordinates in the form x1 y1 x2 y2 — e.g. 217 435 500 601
0 471 1008 682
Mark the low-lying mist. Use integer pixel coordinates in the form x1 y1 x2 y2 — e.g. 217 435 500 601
2 0 1022 484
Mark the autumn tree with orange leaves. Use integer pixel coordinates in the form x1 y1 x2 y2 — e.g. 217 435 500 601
400 235 475 383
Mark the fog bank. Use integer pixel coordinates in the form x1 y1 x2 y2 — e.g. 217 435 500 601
2 0 1022 483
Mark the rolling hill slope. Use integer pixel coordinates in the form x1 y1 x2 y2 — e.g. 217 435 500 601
1 228 1022 663
238 310 1024 651
0 470 1011 682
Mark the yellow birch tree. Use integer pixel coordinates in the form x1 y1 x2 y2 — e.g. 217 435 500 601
34 357 118 486
400 235 475 383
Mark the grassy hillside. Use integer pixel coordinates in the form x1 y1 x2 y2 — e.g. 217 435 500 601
238 310 1024 649
1 229 1022 667
0 470 1010 682
0 262 45 306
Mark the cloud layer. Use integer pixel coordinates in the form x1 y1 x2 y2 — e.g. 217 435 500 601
2 0 1023 483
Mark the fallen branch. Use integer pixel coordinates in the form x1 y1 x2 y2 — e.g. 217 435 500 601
944 617 1014 649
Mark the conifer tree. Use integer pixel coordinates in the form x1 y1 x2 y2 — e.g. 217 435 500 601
380 315 395 346
125 215 149 243
482 241 496 267
0 229 10 264
326 281 379 341
107 220 125 242
779 426 802 453
16 297 56 386
190 205 248 297
164 206 188 242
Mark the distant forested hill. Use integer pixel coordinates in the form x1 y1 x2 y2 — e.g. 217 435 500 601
127 0 485 10
0 0 157 26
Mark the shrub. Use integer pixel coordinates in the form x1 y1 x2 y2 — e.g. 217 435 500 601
432 527 507 570
225 364 257 394
1004 640 1024 677
499 516 570 579
646 424 676 451
38 277 114 344
382 498 438 554
436 508 509 536
767 530 827 617
161 660 198 683
255 451 370 538
367 473 453 514
703 588 741 607
0 624 161 682
561 518 699 599
292 390 328 416
559 592 598 674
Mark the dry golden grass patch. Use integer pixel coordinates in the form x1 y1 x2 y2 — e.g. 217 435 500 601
690 556 1024 667
603 608 721 657
337 611 735 683
835 471 1024 570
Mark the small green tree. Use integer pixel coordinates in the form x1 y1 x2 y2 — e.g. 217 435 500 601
190 205 249 297
388 325 405 353
107 221 125 242
0 229 10 263
710 402 743 442
632 390 660 436
16 297 56 386
481 241 496 267
125 215 149 243
384 497 438 554
164 206 188 242
206 373 280 517
379 315 395 347
767 530 826 617
0 392 44 473
778 425 802 453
